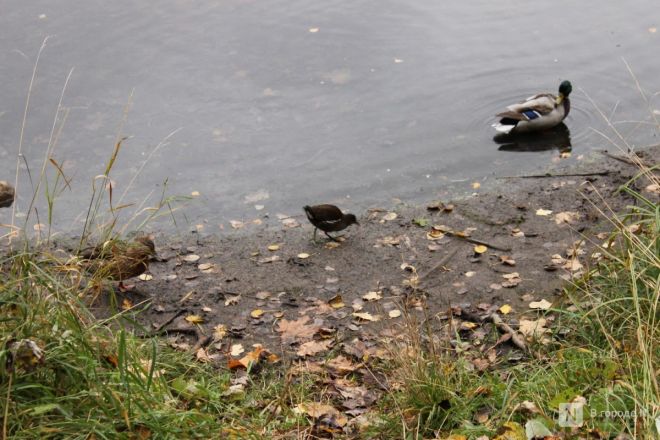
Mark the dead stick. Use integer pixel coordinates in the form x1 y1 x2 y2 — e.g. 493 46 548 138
488 313 533 357
497 171 610 179
599 150 654 168
140 309 187 338
419 249 459 282
439 229 511 252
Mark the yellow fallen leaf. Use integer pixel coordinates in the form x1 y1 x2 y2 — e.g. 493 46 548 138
536 208 552 216
328 294 345 309
460 321 477 330
138 274 153 281
267 244 280 251
499 304 512 314
183 254 200 263
297 252 310 259
185 314 204 324
325 241 341 249
472 182 481 189
122 298 133 310
308 27 319 33
191 191 200 197
465 271 476 278
213 324 227 340
474 244 487 254
383 212 397 221
250 309 264 318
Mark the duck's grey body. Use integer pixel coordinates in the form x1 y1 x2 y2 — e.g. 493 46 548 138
492 81 572 135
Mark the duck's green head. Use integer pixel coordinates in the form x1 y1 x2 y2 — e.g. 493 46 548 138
558 80 572 97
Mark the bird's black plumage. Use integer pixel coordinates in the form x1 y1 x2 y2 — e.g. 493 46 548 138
303 204 358 242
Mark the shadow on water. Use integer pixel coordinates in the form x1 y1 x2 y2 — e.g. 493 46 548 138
493 123 572 153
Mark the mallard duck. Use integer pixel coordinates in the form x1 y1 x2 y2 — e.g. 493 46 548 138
492 80 572 134
303 204 359 242
85 236 156 291
0 181 15 208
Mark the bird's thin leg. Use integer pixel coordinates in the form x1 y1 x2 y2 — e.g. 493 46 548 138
324 231 341 242
313 228 318 243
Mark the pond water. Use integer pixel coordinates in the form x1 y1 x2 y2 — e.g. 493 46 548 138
1 0 658 233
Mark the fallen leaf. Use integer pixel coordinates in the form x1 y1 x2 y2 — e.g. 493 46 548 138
229 220 245 229
352 312 380 322
525 418 553 439
297 339 333 357
499 255 516 266
518 318 549 341
138 274 153 281
185 314 204 324
383 212 397 221
328 295 345 309
529 299 552 310
388 309 402 318
493 421 526 440
554 211 580 225
196 347 212 363
326 355 359 374
191 191 200 197
250 309 264 319
362 291 382 301
472 182 481 189
258 255 281 264
325 241 341 249
267 244 280 251
499 304 512 314
183 254 200 263
413 218 429 227
239 346 265 368
465 271 476 278
276 316 320 343
309 27 319 33
122 298 133 310
511 228 525 237
255 291 271 300
474 244 487 254
393 58 403 63
224 295 240 306
297 252 310 259
230 344 244 357
535 208 553 216
213 324 227 340
649 27 657 33
282 217 300 228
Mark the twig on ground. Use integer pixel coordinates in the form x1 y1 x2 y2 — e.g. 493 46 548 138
436 228 511 252
497 171 610 179
599 149 655 168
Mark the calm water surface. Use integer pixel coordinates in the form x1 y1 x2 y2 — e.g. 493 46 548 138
1 0 658 232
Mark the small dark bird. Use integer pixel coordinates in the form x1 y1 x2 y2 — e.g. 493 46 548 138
0 181 15 208
303 204 359 242
85 236 156 291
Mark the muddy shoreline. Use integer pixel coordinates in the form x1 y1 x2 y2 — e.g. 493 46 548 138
86 147 659 358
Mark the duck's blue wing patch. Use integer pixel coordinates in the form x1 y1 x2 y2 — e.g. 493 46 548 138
522 110 541 120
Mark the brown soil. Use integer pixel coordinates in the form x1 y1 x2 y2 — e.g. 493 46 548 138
90 147 659 358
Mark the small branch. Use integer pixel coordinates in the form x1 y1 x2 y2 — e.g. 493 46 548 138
497 171 610 179
487 313 529 353
437 228 511 252
598 150 654 168
419 249 459 283
139 309 187 338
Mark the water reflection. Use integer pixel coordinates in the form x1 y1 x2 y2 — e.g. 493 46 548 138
493 123 572 154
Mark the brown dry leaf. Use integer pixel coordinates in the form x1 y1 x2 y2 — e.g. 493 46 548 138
326 355 359 374
255 291 271 300
185 314 204 324
535 208 552 216
529 299 552 310
426 229 445 240
121 298 134 310
328 294 345 309
501 272 522 288
250 309 264 319
474 407 490 424
276 316 320 343
196 347 212 363
551 254 566 265
297 339 333 357
258 255 281 264
499 255 516 266
511 228 525 237
229 220 244 229
224 295 241 306
213 324 227 340
518 318 549 341
554 211 580 225
362 291 382 301
460 321 477 330
294 402 345 424
563 258 583 272
183 254 200 263
239 346 265 368
352 312 380 322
